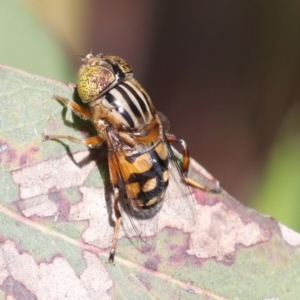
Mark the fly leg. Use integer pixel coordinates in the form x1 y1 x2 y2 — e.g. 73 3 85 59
165 133 220 193
108 187 122 264
42 134 103 148
107 153 122 264
52 94 93 120
43 94 103 146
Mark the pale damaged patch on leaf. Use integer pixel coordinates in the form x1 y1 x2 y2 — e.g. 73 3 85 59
80 251 113 300
12 151 95 217
187 202 270 261
17 194 58 218
0 240 112 300
279 224 300 246
69 187 113 249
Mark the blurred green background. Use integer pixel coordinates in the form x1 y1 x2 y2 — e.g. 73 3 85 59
1 0 300 231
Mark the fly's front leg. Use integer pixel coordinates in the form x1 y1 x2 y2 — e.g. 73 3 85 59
166 133 220 193
44 94 102 146
42 134 103 148
52 94 93 120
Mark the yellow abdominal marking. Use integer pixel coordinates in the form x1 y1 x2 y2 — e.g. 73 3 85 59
142 177 157 192
155 142 168 161
118 152 152 181
126 182 140 199
163 170 169 182
133 153 152 172
146 197 158 206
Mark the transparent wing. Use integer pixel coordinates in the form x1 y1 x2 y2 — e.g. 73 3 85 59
157 111 170 133
160 135 197 231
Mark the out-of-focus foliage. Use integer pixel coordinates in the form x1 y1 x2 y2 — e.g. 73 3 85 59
253 105 300 232
25 0 87 56
0 0 74 82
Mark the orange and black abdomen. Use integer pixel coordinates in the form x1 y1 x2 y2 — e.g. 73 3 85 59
119 141 169 214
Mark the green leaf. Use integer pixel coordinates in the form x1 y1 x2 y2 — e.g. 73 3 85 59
252 106 300 232
1 65 300 299
0 0 75 82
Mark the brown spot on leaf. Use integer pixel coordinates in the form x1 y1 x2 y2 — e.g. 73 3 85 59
144 254 160 271
1 276 37 300
137 273 152 291
30 146 39 154
0 140 40 169
48 188 70 221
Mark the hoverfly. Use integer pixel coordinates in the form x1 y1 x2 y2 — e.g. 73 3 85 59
43 53 219 263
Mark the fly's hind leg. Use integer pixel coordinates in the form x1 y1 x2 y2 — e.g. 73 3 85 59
165 133 220 193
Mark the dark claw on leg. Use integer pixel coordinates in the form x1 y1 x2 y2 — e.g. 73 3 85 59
108 250 115 264
41 133 50 142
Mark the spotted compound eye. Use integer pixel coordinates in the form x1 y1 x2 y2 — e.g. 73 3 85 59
77 65 115 102
105 55 133 75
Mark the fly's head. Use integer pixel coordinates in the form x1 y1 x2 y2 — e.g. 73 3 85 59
77 53 133 103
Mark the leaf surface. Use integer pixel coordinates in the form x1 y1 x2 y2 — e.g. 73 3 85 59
0 65 300 299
